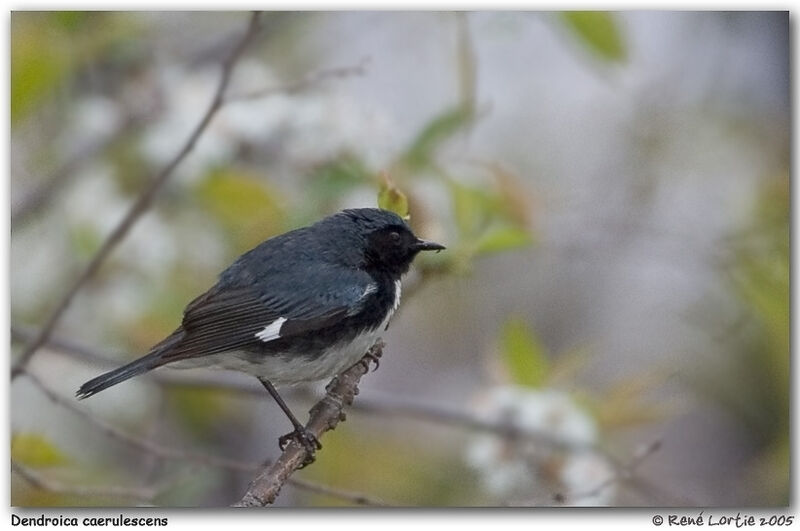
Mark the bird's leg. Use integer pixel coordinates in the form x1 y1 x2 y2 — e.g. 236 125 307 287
257 378 321 467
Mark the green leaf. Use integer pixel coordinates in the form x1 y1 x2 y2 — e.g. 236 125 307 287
401 106 473 173
68 223 102 259
474 226 533 255
500 318 550 388
377 174 409 219
51 11 92 32
561 11 626 63
449 180 493 238
306 152 371 201
11 12 137 124
11 15 71 123
11 433 69 468
196 168 285 250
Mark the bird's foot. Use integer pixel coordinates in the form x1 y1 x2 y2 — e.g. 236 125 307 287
279 428 322 468
359 348 383 372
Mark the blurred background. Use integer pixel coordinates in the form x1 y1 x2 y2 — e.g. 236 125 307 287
10 11 789 507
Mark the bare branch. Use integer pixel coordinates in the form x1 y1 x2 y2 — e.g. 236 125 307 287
234 342 382 507
12 461 160 503
560 439 663 504
350 390 604 456
225 57 369 103
10 11 263 381
11 324 124 367
22 369 261 471
11 324 265 395
11 114 144 230
285 477 386 507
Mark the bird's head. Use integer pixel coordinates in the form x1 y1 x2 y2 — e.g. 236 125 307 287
322 208 445 277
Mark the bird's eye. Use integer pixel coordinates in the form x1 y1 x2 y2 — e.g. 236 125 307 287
389 231 401 244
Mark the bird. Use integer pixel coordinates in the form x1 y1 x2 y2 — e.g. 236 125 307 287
76 207 444 461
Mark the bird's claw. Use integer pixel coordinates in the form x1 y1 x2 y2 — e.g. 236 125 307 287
278 428 322 468
359 349 383 372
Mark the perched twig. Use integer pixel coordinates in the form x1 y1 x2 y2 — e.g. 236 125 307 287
11 114 144 230
225 57 369 102
12 461 160 503
10 11 262 381
234 342 383 507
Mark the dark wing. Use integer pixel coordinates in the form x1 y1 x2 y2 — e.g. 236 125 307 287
161 267 375 360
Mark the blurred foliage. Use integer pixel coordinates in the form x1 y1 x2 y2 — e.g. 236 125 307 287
589 372 673 430
397 106 474 174
304 152 372 210
501 317 549 388
11 12 139 124
166 386 235 436
196 167 286 252
303 426 478 506
560 11 627 63
11 432 70 468
108 136 152 195
692 173 789 504
497 318 668 431
122 267 222 353
68 223 103 259
377 174 409 219
442 163 536 273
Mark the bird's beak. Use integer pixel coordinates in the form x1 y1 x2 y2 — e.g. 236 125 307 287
412 238 446 252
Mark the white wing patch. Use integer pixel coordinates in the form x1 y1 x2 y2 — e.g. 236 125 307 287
255 317 287 343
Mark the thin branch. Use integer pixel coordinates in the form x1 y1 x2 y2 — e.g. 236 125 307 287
11 324 265 394
22 369 255 471
138 390 169 487
10 11 263 381
285 477 386 507
11 324 126 367
225 57 369 103
11 114 144 230
562 439 663 503
349 390 604 456
12 461 159 503
234 342 383 507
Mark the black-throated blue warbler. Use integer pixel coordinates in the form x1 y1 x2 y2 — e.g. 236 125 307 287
77 208 444 460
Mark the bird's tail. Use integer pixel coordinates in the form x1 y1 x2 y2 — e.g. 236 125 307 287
76 329 184 399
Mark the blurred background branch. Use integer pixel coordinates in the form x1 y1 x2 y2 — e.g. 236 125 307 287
11 113 145 229
12 461 161 504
